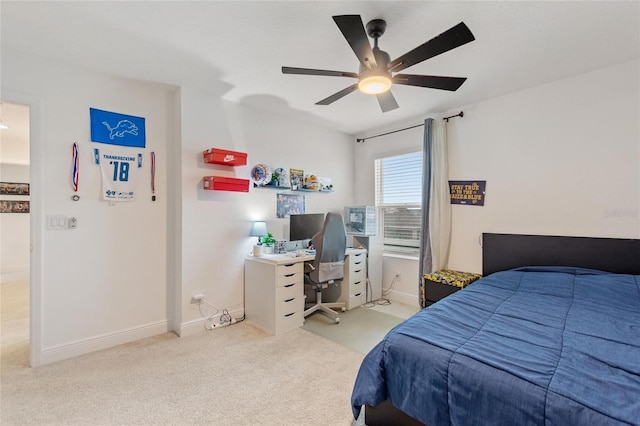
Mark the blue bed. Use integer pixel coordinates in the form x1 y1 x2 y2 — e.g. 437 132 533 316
352 266 640 425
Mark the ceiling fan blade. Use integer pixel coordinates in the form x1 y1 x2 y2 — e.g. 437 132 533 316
376 91 399 113
393 74 467 91
388 22 475 73
315 84 359 105
282 67 358 78
333 15 377 69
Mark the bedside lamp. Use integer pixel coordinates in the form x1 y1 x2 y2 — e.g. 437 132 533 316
250 221 268 245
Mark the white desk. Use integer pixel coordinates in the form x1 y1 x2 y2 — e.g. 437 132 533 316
244 248 367 335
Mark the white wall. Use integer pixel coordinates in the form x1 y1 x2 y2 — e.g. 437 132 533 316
355 59 640 306
3 49 173 364
448 59 640 273
178 88 355 334
0 163 30 282
2 48 358 363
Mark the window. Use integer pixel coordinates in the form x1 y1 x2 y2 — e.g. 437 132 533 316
375 151 423 253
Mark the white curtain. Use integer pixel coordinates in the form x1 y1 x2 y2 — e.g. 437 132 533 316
419 118 451 306
428 119 451 271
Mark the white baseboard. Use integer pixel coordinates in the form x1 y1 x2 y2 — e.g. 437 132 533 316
40 320 170 366
179 308 245 337
0 265 29 283
383 289 419 307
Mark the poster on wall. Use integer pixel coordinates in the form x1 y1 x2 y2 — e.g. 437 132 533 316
276 193 305 218
90 108 146 148
0 182 30 195
449 180 486 206
0 200 30 213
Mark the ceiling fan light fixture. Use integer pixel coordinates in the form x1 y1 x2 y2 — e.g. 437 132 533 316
358 74 392 95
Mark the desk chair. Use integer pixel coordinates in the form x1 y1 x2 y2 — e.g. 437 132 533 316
304 212 347 323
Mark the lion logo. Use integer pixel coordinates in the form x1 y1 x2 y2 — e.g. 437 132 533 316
102 120 139 140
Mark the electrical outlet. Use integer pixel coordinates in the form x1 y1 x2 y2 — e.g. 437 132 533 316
191 293 204 304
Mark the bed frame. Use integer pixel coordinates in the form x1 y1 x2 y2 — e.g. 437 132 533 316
364 233 640 426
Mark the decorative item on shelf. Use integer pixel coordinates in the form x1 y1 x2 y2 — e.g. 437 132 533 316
273 167 290 187
317 176 333 192
250 164 272 186
304 175 322 191
290 168 304 190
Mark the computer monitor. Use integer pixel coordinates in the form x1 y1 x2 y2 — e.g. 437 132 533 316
289 213 325 242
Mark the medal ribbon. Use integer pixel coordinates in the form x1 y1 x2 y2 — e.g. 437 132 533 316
72 142 80 192
150 151 156 200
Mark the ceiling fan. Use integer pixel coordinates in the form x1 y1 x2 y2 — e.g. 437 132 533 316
282 15 475 113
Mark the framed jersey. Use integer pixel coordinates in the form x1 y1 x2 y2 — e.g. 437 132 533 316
93 148 143 201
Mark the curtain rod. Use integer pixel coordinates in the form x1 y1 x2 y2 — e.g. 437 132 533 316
355 111 464 143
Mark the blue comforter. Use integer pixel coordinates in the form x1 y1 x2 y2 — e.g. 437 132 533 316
351 267 640 425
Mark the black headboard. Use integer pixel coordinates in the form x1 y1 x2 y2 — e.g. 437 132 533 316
482 233 640 276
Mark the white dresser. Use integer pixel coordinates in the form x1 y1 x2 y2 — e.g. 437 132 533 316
244 248 367 334
244 258 305 335
338 249 367 310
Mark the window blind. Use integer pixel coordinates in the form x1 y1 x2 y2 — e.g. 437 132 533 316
375 152 423 251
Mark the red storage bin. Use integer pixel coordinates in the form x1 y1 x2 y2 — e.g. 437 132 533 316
203 148 247 166
203 176 250 192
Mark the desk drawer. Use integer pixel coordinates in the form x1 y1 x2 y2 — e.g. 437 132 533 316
276 295 304 316
276 272 303 287
350 277 365 295
349 293 365 308
349 251 366 268
276 281 302 301
348 268 366 284
275 309 303 333
276 262 303 276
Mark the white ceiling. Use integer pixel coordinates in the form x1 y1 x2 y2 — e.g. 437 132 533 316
1 1 639 139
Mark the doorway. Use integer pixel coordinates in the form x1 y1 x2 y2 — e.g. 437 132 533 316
0 101 31 368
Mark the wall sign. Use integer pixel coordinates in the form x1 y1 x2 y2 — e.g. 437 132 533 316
90 108 146 148
449 180 486 206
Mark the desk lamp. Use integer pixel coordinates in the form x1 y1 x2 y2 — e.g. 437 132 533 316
250 221 268 245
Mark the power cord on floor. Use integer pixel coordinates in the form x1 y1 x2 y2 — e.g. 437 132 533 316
362 274 395 308
197 299 245 330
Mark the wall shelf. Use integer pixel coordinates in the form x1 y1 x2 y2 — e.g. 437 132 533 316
253 183 291 190
203 148 247 167
204 176 250 192
252 183 333 193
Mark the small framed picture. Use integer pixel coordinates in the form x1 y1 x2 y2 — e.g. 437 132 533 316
0 182 30 196
0 200 30 213
276 193 305 218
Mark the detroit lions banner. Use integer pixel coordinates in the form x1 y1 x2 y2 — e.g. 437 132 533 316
90 108 146 148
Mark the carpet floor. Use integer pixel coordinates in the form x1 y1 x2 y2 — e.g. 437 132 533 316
1 281 412 425
1 323 365 425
